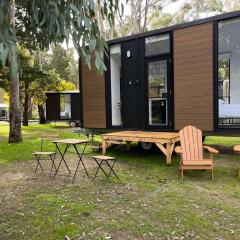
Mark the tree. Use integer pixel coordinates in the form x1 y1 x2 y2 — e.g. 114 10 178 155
18 45 35 126
48 45 70 81
0 0 122 143
158 0 240 25
113 0 175 36
30 69 75 124
44 45 79 87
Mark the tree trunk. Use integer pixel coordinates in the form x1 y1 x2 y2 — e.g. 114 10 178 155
28 99 33 120
38 104 46 124
22 81 29 126
8 48 22 143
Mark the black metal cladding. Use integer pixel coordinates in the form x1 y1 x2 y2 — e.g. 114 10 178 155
71 93 81 120
46 93 60 121
46 93 81 121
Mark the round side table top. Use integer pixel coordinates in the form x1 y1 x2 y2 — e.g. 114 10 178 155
234 145 240 153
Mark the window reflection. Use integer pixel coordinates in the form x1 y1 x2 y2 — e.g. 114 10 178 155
218 18 240 127
60 94 71 119
145 34 170 57
148 60 167 125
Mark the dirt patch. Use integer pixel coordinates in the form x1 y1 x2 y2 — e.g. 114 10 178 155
0 155 96 215
0 172 26 183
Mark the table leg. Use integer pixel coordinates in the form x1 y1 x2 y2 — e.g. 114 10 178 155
93 159 109 180
54 143 71 178
126 141 131 151
155 142 175 165
72 142 89 182
105 159 119 180
102 139 107 155
49 154 57 176
166 142 175 165
34 154 44 176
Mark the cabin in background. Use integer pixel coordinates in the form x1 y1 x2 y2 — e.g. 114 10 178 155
46 91 81 127
0 103 9 120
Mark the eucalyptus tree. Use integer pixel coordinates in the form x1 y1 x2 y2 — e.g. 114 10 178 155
0 0 122 143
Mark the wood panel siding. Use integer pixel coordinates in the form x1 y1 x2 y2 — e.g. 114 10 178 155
174 23 213 131
82 62 106 128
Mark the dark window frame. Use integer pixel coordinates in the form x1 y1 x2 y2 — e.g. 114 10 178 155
144 32 174 130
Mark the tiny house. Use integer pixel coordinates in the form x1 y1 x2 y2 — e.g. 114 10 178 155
80 11 240 134
0 103 9 120
46 91 81 126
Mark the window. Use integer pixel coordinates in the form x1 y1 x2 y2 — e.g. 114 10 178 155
148 60 168 125
145 34 170 56
110 44 122 126
218 18 240 128
60 94 71 119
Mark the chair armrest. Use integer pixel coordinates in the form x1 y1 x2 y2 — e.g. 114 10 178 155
203 145 219 154
175 146 182 155
234 145 240 153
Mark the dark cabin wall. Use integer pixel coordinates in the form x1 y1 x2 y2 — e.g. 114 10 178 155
46 93 60 120
81 62 106 128
46 93 81 121
71 93 81 120
173 22 214 131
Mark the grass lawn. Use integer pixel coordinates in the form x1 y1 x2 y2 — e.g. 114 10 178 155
0 123 240 240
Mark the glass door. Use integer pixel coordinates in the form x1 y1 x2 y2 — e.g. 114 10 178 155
146 57 171 128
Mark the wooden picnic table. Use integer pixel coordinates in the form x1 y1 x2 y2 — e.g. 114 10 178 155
102 131 180 165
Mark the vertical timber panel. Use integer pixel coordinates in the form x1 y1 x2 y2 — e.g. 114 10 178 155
174 23 214 131
82 62 106 128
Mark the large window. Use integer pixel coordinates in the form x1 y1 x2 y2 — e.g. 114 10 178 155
60 94 71 119
110 44 122 126
218 18 240 128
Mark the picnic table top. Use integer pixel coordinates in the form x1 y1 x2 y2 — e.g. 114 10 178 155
52 139 89 145
102 131 179 140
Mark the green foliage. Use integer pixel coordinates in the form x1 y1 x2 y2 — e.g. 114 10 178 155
42 44 79 87
56 80 76 92
1 0 122 74
27 0 121 73
0 1 17 67
172 0 240 24
16 45 76 108
218 58 229 81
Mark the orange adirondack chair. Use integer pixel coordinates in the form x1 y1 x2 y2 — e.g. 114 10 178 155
175 125 219 180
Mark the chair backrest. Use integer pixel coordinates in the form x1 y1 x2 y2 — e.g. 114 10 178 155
179 125 203 161
40 134 59 152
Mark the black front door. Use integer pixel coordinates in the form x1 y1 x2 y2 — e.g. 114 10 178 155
121 40 140 129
